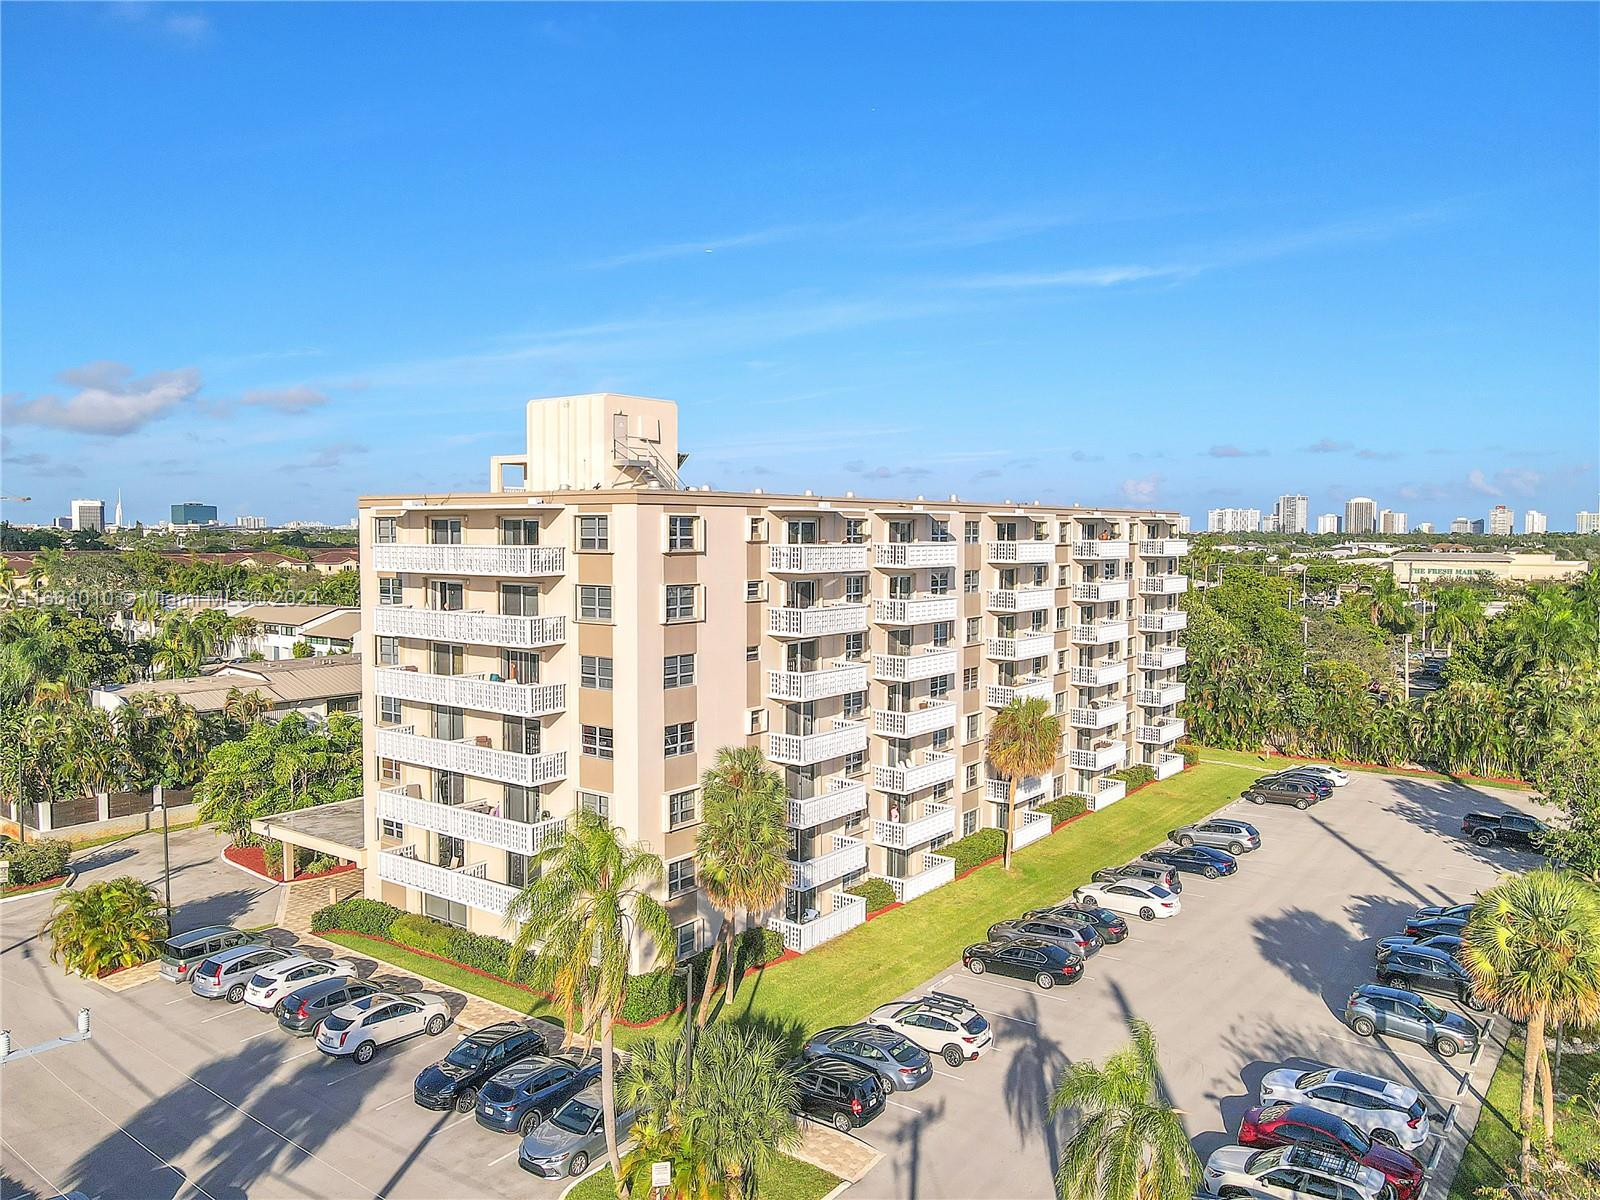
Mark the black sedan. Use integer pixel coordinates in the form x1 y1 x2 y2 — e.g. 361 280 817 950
413 1021 549 1112
1143 845 1238 879
1404 914 1468 940
962 938 1083 990
1027 903 1129 944
275 977 381 1037
1412 902 1473 923
1376 932 1463 958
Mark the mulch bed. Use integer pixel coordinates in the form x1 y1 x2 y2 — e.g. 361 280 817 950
1 873 71 898
225 844 357 883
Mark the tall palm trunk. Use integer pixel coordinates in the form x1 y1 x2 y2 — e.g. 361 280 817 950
696 911 731 1026
1537 1038 1557 1148
1002 777 1018 871
724 905 745 1006
600 1013 624 1182
1520 1008 1548 1179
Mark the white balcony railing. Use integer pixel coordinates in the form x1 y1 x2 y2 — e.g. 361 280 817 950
874 752 956 794
987 540 1053 564
376 726 568 788
987 630 1054 660
768 889 866 953
373 606 565 649
1136 718 1186 745
985 773 1050 806
1071 661 1127 688
787 779 869 830
1073 540 1130 560
766 661 869 702
873 542 959 569
1154 751 1185 780
376 846 519 917
1138 575 1189 596
1072 580 1132 603
1070 620 1130 646
377 787 566 857
986 676 1052 708
373 544 565 577
1070 742 1127 773
883 852 955 903
1137 610 1188 633
767 604 870 638
1138 539 1190 557
767 719 869 767
873 647 959 682
874 596 959 625
767 544 869 574
789 836 867 891
1013 808 1052 850
873 700 957 739
1069 704 1124 731
1087 777 1127 810
873 802 956 850
986 587 1052 613
1138 646 1187 671
1137 682 1186 708
375 668 565 718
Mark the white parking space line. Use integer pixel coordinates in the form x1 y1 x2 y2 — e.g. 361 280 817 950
487 1145 522 1167
424 1117 480 1138
932 1069 964 1082
199 1004 249 1023
284 1046 321 1061
165 995 191 1005
238 1028 275 1044
374 1092 414 1112
962 974 1077 1002
885 1098 923 1114
1319 1031 1468 1076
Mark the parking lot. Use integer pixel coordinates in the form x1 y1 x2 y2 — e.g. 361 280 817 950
0 768 1545 1200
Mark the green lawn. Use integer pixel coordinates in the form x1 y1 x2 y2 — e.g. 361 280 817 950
1449 1035 1600 1198
566 1152 838 1200
1191 745 1532 792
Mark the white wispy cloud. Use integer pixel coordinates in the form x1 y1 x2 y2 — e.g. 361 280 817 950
959 264 1191 291
2 362 203 435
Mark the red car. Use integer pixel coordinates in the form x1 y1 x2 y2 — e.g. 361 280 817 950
1239 1103 1424 1200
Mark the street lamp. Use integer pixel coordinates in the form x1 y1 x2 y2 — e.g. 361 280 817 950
152 785 173 929
673 958 698 1086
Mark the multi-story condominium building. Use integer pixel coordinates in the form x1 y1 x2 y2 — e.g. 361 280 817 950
1579 511 1600 536
1488 505 1513 537
1378 509 1408 534
69 498 105 532
237 514 269 530
1206 507 1261 533
1273 495 1309 535
1314 513 1340 535
1343 497 1377 535
1521 510 1547 535
352 394 1186 966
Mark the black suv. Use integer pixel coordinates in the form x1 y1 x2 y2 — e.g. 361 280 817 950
1376 945 1487 1011
963 938 1084 989
791 1055 886 1133
413 1022 551 1112
1091 859 1183 894
1243 776 1329 809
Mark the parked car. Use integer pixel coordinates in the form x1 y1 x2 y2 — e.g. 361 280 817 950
275 977 382 1037
1027 903 1129 944
159 926 266 984
517 1087 637 1179
962 938 1084 989
1259 1066 1431 1152
1343 984 1480 1057
475 1052 602 1135
865 992 993 1067
1262 768 1345 791
413 1021 550 1112
1238 1103 1424 1200
988 914 1101 957
1242 777 1329 809
1375 944 1487 1011
1202 1143 1387 1199
1375 932 1462 959
801 1024 933 1091
1091 859 1183 894
1403 913 1468 940
315 992 452 1064
243 953 354 1011
1071 879 1181 921
790 1055 887 1132
1293 764 1350 787
1168 818 1261 854
1143 845 1238 879
190 945 294 1003
1461 810 1548 851
1410 902 1472 923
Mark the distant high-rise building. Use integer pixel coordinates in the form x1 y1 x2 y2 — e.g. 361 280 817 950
1315 513 1341 535
1414 522 1434 534
1450 516 1473 534
1378 509 1408 534
1344 497 1378 535
1174 515 1191 534
171 501 219 526
1522 510 1547 535
69 498 106 532
52 515 73 531
1470 519 1486 535
1578 511 1600 535
1488 505 1513 536
236 514 269 530
1273 494 1309 535
1207 507 1262 533
112 489 124 530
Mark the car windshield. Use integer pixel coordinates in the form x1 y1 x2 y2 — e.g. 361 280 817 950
1295 1069 1330 1089
1417 997 1448 1022
323 1014 353 1032
445 1041 489 1069
159 939 196 960
552 1099 598 1134
1091 908 1119 923
961 1014 988 1036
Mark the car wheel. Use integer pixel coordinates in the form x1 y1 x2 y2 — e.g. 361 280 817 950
520 1110 543 1136
1378 973 1400 988
227 983 246 1004
942 1045 964 1068
1351 1016 1376 1037
1295 798 1311 810
832 1112 853 1133
1464 991 1488 1012
568 1152 589 1178
454 1088 477 1114
1176 834 1194 847
354 1040 376 1065
425 1013 447 1036
1139 906 1156 922
1035 972 1055 990
1228 841 1244 854
967 958 987 975
1435 1036 1459 1058
1475 833 1494 847
1204 868 1219 880
1369 1128 1400 1148
1218 1189 1252 1199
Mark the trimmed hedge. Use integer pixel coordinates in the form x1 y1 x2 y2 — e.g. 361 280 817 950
845 877 896 914
310 896 403 936
3 837 71 885
940 828 1006 876
1174 741 1200 767
1113 765 1156 790
1041 795 1088 825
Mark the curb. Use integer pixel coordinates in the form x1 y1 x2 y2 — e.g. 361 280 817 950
0 865 79 905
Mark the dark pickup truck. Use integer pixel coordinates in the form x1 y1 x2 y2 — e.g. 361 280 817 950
1462 810 1548 851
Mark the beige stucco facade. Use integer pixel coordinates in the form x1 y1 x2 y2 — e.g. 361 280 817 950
1389 551 1588 586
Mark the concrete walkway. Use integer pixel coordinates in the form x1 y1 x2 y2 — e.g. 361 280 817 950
276 867 366 931
792 1121 883 1184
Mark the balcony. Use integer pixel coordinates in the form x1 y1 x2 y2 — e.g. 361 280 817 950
1013 809 1052 851
883 852 955 903
986 587 1052 613
1070 620 1130 646
1138 574 1189 596
373 543 565 577
1137 681 1186 709
767 719 869 767
377 726 567 788
1070 741 1127 773
1137 610 1188 634
767 660 869 702
874 542 959 569
874 596 959 625
986 675 1051 708
1138 646 1187 671
768 544 869 574
987 630 1054 660
873 647 959 682
789 835 867 891
1072 580 1132 603
1154 751 1185 780
874 751 956 794
1073 540 1130 560
1139 538 1190 557
768 889 866 954
985 773 1050 806
873 802 956 850
1069 703 1124 731
1136 718 1186 746
767 604 870 638
373 606 565 649
376 668 565 719
377 786 566 857
987 540 1053 564
1071 661 1127 688
1087 778 1126 810
873 700 957 739
788 779 869 830
376 846 519 917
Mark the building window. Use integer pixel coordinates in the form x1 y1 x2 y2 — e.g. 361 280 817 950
381 816 404 839
668 858 697 898
929 674 953 700
931 518 952 543
379 757 400 782
844 574 867 604
843 631 866 661
966 713 981 742
963 808 978 836
582 725 614 759
932 621 953 647
745 579 766 602
500 518 540 546
965 617 981 643
579 790 610 820
667 514 699 552
432 705 464 741
500 584 540 616
674 921 698 960
930 569 953 596
665 584 698 622
965 763 979 790
373 517 397 544
963 666 978 692
932 728 952 751
844 518 868 545
378 576 402 606
1055 691 1068 713
746 644 759 662
664 721 696 757
577 515 610 551
747 517 768 542
429 518 462 545
844 750 866 778
578 584 613 621
581 655 614 690
964 520 980 544
380 696 402 725
963 570 979 594
376 635 399 666
843 690 867 718
668 789 698 828
654 654 692 691
1056 606 1069 631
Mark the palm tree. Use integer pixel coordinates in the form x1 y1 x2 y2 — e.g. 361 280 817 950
1367 573 1413 634
986 696 1062 870
1461 870 1600 1176
1493 587 1591 681
152 612 206 679
44 876 169 977
1428 586 1485 655
222 686 271 730
1048 1016 1198 1200
694 746 791 1025
506 810 673 1183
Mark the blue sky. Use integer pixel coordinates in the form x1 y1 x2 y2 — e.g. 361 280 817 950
3 3 1596 528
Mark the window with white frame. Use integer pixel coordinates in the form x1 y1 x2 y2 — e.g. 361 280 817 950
667 514 699 552
931 518 952 543
674 921 698 960
963 808 978 836
844 518 868 545
376 635 399 666
965 763 979 789
380 696 402 725
962 666 978 692
1055 606 1069 631
932 621 953 648
843 631 866 661
579 790 610 820
664 584 698 623
844 750 866 778
664 721 696 757
842 690 866 718
1055 691 1067 713
577 515 609 551
663 653 695 689
581 655 614 690
745 579 766 602
963 570 979 593
578 584 613 621
928 673 953 701
381 814 404 839
747 517 768 542
373 517 397 544
932 728 952 751
964 520 980 544
378 576 402 606
582 725 614 759
501 517 540 546
746 644 759 662
930 569 953 596
379 757 400 782
966 713 981 742
966 617 981 643
667 857 697 897
668 788 698 828
844 574 866 604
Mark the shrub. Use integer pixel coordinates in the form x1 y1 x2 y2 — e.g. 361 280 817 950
939 828 1006 876
6 837 71 885
619 926 786 1025
391 912 453 956
304 855 341 875
1174 740 1200 767
1113 765 1156 790
1041 795 1087 826
310 896 402 936
846 877 897 914
621 968 680 1024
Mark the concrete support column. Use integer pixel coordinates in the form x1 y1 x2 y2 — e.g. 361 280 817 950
282 838 296 882
96 791 111 822
36 802 53 834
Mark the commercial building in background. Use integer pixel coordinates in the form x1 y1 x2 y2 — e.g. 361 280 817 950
1414 522 1434 534
1315 513 1341 535
1390 551 1588 587
69 498 105 532
1522 510 1547 535
1378 509 1408 534
237 514 269 530
1207 507 1261 533
52 515 73 531
1488 505 1514 536
171 501 220 526
1343 497 1377 535
1272 494 1309 535
1579 511 1600 535
273 393 1187 966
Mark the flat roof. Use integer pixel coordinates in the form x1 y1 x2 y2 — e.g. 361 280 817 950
98 654 361 712
236 603 354 627
251 798 366 856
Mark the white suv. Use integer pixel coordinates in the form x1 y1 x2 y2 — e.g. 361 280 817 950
1258 1066 1430 1151
866 992 993 1067
243 954 353 1011
1203 1143 1386 1199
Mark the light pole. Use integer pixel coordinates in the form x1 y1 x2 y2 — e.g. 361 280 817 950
674 959 698 1087
153 785 173 930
